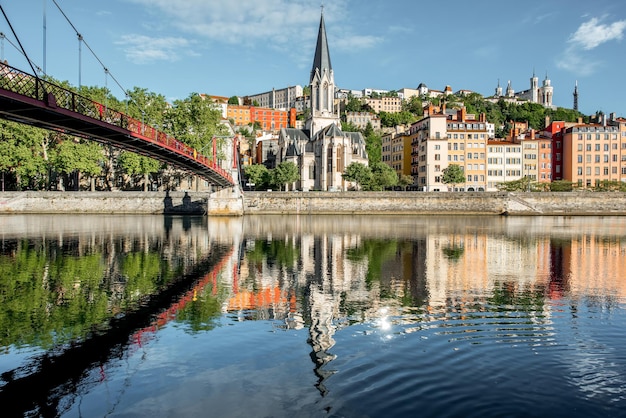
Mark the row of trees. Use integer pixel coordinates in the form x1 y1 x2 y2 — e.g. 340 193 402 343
0 77 227 191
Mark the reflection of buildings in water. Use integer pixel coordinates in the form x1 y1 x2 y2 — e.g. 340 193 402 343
230 215 626 396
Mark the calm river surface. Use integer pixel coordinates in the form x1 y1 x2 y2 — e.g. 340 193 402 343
0 214 625 418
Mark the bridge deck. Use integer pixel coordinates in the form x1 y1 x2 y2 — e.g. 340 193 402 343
0 64 234 188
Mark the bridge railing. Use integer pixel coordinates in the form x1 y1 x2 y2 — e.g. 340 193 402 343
0 62 233 184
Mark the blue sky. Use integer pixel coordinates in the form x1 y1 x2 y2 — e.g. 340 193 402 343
1 0 625 117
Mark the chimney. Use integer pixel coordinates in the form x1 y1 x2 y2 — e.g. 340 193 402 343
458 107 466 122
578 117 583 124
545 115 550 128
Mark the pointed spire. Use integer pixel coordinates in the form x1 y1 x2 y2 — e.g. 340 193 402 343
310 10 332 83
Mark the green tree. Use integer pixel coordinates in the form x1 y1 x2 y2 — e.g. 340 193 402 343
228 96 240 105
243 164 270 190
345 95 364 112
365 130 382 165
51 140 103 191
403 96 423 116
441 164 465 191
369 162 398 190
398 174 414 190
343 162 372 191
548 180 574 192
166 93 226 154
271 161 300 191
118 152 162 191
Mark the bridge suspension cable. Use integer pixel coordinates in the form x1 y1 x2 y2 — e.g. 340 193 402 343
50 0 128 97
0 5 42 76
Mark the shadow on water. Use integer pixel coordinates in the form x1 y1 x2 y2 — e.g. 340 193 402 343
0 242 233 418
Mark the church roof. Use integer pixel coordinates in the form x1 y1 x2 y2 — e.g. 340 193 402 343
281 128 311 157
310 12 332 83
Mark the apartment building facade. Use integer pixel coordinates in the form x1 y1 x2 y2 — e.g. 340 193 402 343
561 123 624 187
363 96 402 113
445 108 489 191
486 140 522 191
245 85 303 111
382 127 412 177
346 111 381 131
410 114 448 191
227 105 294 132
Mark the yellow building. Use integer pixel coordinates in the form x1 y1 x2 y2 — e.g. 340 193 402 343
445 108 489 191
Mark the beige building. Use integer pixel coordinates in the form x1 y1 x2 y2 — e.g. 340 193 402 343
486 140 523 191
382 127 412 177
246 85 303 111
346 111 381 131
410 113 448 191
363 95 402 113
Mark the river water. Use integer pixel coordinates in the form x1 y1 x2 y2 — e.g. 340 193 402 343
0 214 625 418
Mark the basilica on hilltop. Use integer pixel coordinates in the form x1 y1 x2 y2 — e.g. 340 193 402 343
494 71 555 109
277 11 368 191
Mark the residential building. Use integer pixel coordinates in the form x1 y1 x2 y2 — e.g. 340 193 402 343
446 108 489 191
486 140 523 191
382 126 412 178
363 95 402 113
410 112 448 191
227 105 252 126
245 85 303 111
346 111 381 131
561 123 622 188
227 105 294 132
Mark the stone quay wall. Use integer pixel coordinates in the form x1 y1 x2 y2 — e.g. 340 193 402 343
240 191 626 216
1 191 625 216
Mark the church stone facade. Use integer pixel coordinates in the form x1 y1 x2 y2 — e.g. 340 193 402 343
277 12 368 191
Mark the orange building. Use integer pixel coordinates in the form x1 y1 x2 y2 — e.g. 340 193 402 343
227 105 252 126
227 105 295 132
561 123 623 188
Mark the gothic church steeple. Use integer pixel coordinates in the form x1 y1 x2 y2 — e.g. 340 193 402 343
306 8 339 136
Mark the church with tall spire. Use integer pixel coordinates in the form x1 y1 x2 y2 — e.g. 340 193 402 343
277 9 368 191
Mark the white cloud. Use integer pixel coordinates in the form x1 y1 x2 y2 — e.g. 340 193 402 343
116 35 198 64
556 46 600 76
558 16 626 76
121 0 376 53
568 17 626 50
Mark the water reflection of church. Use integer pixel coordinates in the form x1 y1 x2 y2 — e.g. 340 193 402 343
219 215 626 395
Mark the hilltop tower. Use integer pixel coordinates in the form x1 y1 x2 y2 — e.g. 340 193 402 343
530 70 539 103
495 79 502 97
540 72 553 108
573 80 579 111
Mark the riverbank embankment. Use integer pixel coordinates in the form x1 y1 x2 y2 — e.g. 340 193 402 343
1 190 625 216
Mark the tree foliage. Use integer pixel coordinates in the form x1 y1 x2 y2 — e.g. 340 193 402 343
343 162 372 190
441 164 465 190
369 162 398 190
271 161 300 191
243 164 270 190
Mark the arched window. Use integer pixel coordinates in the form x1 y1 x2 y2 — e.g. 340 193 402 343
327 144 333 172
336 145 344 172
322 82 329 111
